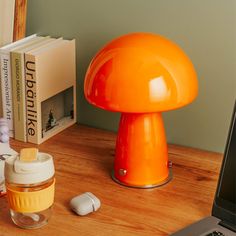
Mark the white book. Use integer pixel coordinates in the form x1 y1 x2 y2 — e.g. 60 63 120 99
24 39 76 144
0 34 37 137
0 0 15 117
10 36 55 142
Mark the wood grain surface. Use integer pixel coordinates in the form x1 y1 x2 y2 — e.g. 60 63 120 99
0 125 223 236
13 0 27 41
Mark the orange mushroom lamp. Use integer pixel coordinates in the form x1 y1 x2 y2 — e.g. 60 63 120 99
84 33 198 188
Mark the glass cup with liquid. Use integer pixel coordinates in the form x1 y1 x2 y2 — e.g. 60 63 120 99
4 151 55 229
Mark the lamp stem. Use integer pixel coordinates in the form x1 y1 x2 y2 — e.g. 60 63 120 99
112 112 171 188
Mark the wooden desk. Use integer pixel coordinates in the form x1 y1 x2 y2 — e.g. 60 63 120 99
0 125 223 236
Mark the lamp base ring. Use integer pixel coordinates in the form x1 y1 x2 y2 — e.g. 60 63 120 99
111 166 172 189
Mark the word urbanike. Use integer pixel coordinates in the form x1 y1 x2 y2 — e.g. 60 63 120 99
25 60 37 137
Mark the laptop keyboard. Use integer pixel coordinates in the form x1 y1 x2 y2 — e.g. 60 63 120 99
205 231 225 236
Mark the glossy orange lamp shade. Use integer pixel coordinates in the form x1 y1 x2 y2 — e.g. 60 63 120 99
84 33 198 188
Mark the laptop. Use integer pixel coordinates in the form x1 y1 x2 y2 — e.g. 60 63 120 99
171 101 236 236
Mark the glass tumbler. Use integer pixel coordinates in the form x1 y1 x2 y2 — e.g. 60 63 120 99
5 152 55 229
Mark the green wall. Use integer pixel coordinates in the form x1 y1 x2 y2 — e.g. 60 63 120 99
26 0 236 153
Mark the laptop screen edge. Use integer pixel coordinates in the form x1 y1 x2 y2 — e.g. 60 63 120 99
212 100 236 227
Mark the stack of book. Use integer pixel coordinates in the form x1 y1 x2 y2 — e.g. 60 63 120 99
0 34 77 144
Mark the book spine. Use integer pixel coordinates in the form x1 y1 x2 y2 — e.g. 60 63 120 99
0 52 14 137
25 53 38 144
11 51 27 142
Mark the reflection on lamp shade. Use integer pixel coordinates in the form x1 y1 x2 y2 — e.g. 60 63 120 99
149 76 170 102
